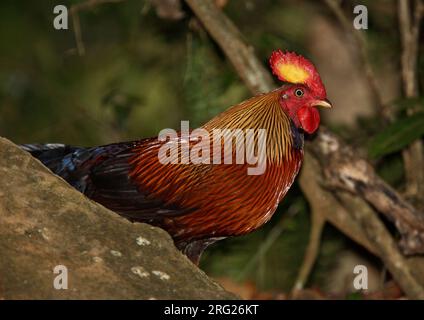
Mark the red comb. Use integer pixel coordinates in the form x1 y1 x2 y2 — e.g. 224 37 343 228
269 50 326 99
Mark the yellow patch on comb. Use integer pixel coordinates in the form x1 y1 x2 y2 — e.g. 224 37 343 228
276 63 309 84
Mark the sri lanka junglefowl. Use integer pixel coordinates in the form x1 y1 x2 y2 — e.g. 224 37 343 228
21 50 331 264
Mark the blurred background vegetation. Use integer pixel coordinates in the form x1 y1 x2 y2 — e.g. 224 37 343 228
0 0 422 298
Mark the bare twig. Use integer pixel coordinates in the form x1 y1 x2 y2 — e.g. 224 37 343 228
398 0 424 197
70 8 85 56
323 0 390 120
399 0 422 97
70 0 125 56
292 184 326 292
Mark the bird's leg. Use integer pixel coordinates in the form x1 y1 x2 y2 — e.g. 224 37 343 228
178 239 219 266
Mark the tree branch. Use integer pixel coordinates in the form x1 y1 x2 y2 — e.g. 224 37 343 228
398 0 424 198
337 192 424 299
184 0 275 94
310 128 424 255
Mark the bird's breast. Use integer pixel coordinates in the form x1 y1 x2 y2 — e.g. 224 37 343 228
167 147 304 241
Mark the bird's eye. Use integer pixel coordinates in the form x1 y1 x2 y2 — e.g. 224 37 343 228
294 89 304 97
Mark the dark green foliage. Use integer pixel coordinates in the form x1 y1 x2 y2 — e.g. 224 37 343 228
391 97 424 113
368 112 424 158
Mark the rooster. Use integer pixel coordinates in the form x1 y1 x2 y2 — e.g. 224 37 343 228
22 50 331 264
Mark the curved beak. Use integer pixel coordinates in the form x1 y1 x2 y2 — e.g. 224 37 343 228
312 99 332 108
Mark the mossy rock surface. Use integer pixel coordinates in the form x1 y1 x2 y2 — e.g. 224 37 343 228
0 137 235 299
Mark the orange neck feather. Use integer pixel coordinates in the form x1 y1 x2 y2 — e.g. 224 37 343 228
201 89 295 164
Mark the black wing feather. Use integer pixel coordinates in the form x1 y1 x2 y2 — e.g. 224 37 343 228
21 141 191 221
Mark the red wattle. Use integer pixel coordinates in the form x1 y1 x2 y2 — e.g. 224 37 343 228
297 106 320 134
